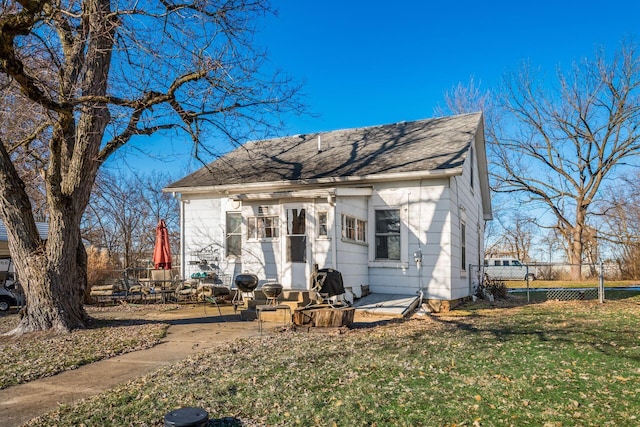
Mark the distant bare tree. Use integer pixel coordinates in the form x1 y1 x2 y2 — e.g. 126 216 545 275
0 0 301 335
82 170 178 269
490 41 640 279
502 213 535 262
484 213 535 262
598 175 640 278
434 76 492 117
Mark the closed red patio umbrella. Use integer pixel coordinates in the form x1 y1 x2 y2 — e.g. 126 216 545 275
153 219 172 270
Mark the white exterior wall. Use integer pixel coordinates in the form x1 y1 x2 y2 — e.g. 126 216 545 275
334 195 369 292
449 135 486 300
241 201 282 282
180 194 242 281
311 199 334 270
181 197 340 289
367 179 454 298
178 137 486 301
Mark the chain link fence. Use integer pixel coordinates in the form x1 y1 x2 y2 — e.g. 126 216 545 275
469 261 618 303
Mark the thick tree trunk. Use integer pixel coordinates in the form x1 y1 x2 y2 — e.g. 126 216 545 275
568 209 587 281
6 218 88 336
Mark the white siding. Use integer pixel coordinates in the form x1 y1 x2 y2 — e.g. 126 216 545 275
368 180 454 298
310 200 334 270
449 134 486 300
180 194 245 281
335 196 369 292
178 132 488 302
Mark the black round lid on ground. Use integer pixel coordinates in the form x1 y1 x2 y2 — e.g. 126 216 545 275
164 406 209 427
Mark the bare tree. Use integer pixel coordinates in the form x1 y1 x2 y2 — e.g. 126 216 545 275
491 42 640 278
434 75 492 117
501 213 535 262
484 213 535 262
83 171 157 268
0 78 49 220
598 174 640 278
82 170 179 269
0 0 301 335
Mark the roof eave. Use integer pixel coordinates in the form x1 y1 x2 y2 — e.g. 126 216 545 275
163 167 463 195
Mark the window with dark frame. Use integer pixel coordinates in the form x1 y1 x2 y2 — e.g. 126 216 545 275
318 211 328 237
461 219 467 271
375 209 400 260
225 212 242 257
470 146 474 190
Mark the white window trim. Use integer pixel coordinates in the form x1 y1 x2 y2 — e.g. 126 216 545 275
341 214 367 244
369 205 408 267
225 211 242 259
247 215 280 241
316 210 331 240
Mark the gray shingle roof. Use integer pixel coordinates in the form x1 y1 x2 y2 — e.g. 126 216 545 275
0 220 48 242
166 112 482 190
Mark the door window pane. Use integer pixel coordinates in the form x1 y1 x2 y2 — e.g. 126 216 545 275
287 236 307 262
287 208 306 263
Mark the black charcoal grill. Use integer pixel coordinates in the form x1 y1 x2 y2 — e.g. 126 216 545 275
260 282 283 306
232 273 259 310
234 273 259 292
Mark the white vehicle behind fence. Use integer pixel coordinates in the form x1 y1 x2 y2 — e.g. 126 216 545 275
483 258 537 281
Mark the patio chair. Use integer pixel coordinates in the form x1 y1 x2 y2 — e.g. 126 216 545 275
150 269 173 289
122 275 149 303
90 279 127 305
175 279 199 302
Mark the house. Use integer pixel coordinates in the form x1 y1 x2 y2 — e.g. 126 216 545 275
164 112 492 310
0 220 49 258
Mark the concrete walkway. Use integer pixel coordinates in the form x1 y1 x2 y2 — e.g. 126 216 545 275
353 293 421 317
0 305 261 427
0 301 399 426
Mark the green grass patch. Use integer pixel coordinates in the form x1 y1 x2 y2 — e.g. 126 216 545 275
29 298 640 427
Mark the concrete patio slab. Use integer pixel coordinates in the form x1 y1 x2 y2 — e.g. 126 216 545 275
353 293 421 317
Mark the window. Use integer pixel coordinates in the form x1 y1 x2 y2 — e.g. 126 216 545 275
343 215 355 240
461 219 467 271
342 214 366 243
470 146 474 189
248 215 279 239
357 219 366 242
318 211 328 237
375 209 400 260
287 208 306 263
226 212 242 257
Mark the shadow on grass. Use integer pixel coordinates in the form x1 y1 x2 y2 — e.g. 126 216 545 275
209 416 244 426
429 299 640 363
350 318 401 329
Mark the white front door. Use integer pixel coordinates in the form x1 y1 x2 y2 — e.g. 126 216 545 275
282 205 309 289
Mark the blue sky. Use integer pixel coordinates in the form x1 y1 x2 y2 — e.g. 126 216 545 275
122 0 640 177
261 0 639 134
